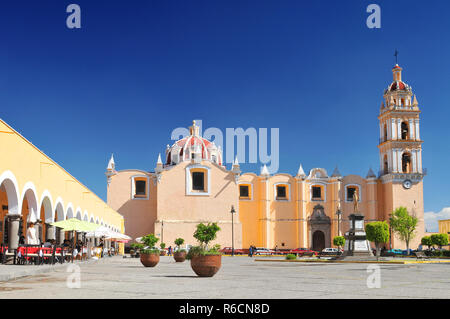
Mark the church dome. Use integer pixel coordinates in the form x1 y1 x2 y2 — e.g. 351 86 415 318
384 64 412 94
165 121 223 166
388 80 410 92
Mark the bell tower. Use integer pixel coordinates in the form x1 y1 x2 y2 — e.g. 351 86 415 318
378 64 425 248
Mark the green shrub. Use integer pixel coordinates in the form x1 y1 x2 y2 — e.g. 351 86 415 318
130 243 144 250
431 233 449 249
186 245 221 260
333 236 345 248
160 242 166 249
140 248 160 255
141 234 159 248
186 223 222 260
139 234 159 254
174 238 185 247
286 254 297 260
193 223 221 249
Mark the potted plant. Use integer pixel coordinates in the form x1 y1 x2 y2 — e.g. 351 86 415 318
139 234 160 267
160 242 167 256
173 238 187 262
186 223 222 277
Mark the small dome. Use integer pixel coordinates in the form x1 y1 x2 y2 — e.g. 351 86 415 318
165 121 223 166
389 81 408 91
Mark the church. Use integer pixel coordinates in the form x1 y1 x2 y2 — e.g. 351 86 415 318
106 64 425 251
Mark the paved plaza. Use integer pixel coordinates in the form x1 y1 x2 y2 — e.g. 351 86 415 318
0 256 449 299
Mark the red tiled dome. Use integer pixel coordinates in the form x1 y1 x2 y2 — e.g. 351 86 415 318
166 134 222 166
389 81 406 91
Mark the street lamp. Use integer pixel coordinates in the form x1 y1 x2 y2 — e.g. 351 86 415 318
336 206 342 237
161 220 164 245
388 214 392 250
230 205 236 257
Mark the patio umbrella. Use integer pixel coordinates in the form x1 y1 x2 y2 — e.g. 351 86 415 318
51 218 99 232
85 226 112 238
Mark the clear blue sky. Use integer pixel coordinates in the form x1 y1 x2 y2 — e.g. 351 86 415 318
1 0 449 218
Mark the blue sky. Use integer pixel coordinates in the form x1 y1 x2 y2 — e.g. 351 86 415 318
1 1 449 230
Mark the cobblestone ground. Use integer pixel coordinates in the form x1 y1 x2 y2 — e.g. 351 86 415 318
0 256 449 299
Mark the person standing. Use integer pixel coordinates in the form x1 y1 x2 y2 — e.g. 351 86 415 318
249 245 253 257
168 246 172 256
26 222 39 245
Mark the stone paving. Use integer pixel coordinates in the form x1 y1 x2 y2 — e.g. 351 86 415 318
0 256 449 298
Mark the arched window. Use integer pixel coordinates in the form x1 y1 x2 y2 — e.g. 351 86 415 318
402 152 412 173
384 154 389 174
401 121 409 140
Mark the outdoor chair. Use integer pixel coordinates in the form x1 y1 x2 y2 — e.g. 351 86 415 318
1 245 17 265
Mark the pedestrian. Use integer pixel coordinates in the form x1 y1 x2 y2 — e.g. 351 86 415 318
168 246 172 256
249 245 253 257
26 222 39 245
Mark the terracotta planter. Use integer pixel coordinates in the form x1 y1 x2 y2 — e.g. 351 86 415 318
190 255 222 277
140 253 160 267
160 250 166 256
173 251 187 262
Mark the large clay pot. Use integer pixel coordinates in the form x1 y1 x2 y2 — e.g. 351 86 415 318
140 253 160 267
190 255 221 277
173 251 187 262
160 250 166 256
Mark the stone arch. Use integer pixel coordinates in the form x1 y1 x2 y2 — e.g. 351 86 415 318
39 190 54 223
66 203 74 219
54 198 65 221
402 151 412 173
21 182 39 222
401 121 409 140
75 207 82 220
0 170 20 215
308 204 331 252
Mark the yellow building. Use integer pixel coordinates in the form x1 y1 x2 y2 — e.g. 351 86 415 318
0 119 124 250
438 220 450 236
108 64 426 251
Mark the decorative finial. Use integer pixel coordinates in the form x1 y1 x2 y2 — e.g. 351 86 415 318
394 49 399 65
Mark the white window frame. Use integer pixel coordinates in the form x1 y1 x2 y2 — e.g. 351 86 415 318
345 184 362 203
310 183 326 202
186 164 211 196
131 175 150 200
274 182 290 202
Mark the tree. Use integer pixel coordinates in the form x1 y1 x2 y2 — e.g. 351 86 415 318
431 233 449 249
389 207 418 254
365 221 390 260
193 223 221 249
141 233 159 248
174 238 185 251
421 236 432 250
333 236 345 250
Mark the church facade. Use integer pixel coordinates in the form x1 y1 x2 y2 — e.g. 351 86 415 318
106 64 425 251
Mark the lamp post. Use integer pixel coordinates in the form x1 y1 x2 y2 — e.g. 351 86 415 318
388 214 392 250
161 220 164 245
230 205 236 257
336 206 342 237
